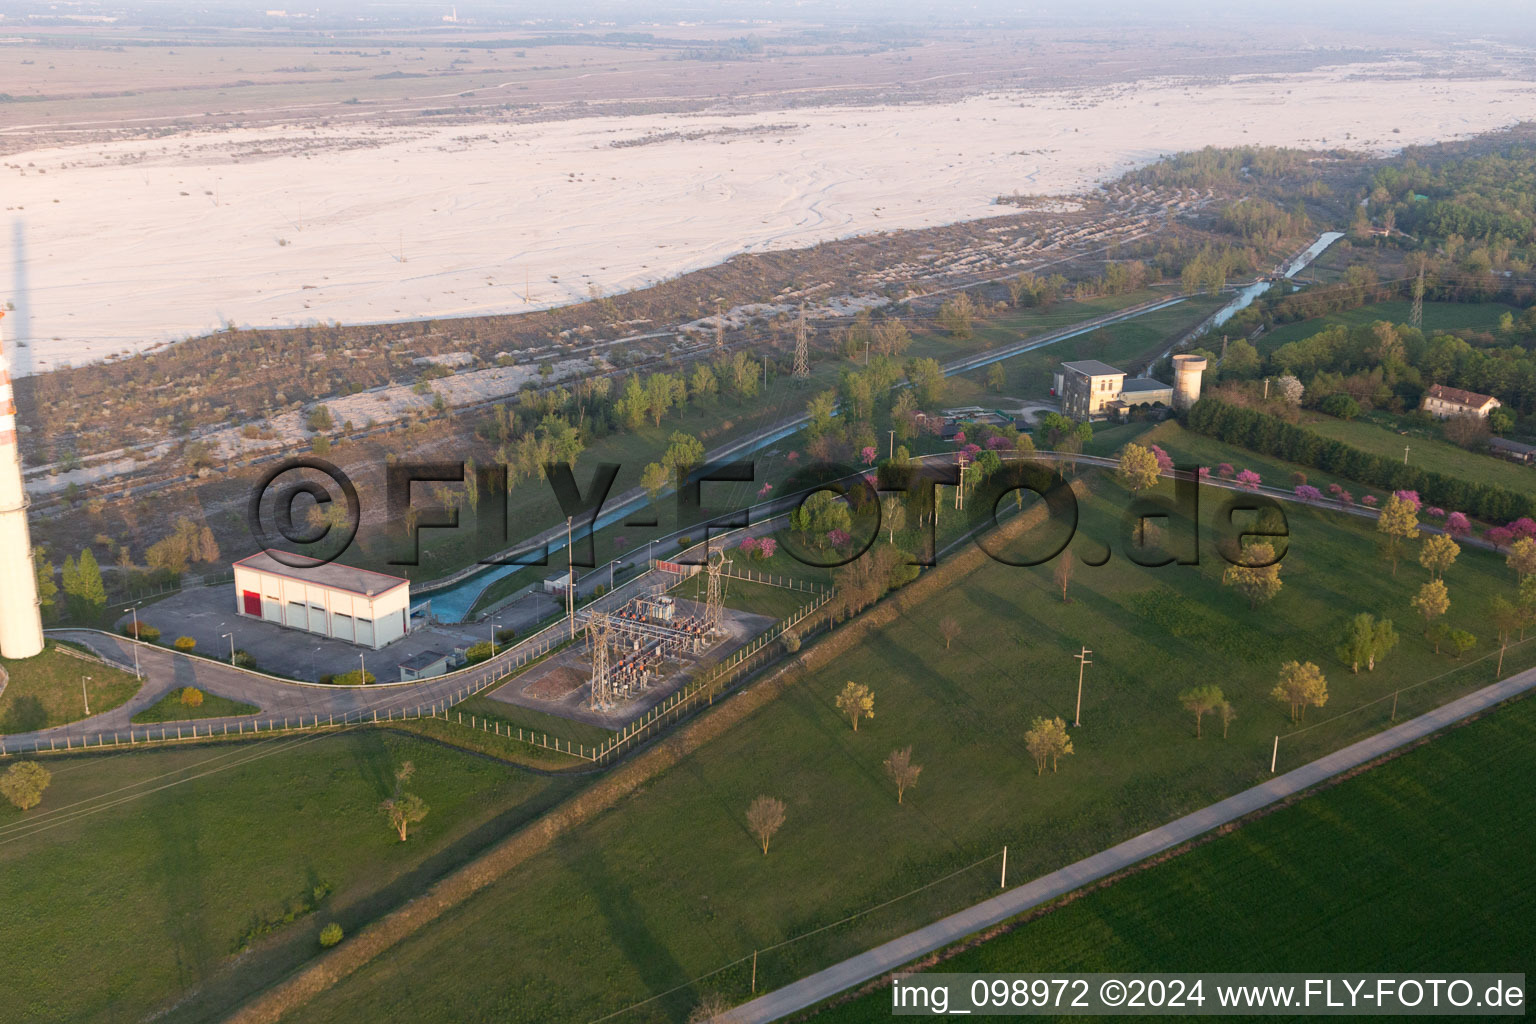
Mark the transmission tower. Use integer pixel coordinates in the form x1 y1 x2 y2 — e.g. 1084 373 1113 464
1410 263 1425 331
703 550 732 638
586 612 615 709
792 303 811 381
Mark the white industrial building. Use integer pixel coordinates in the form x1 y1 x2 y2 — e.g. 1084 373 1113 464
233 550 411 649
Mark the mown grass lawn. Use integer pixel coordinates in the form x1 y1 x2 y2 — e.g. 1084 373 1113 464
0 730 581 1024
1302 411 1536 494
131 687 259 723
280 466 1534 1024
0 643 141 734
811 689 1536 1022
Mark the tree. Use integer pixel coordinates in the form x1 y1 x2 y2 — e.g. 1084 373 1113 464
1448 629 1476 659
62 547 106 615
179 686 204 707
1024 716 1073 775
880 493 907 542
32 546 57 617
1117 443 1160 494
1508 537 1536 583
640 461 669 500
307 405 333 432
1272 661 1328 723
1178 684 1225 738
379 761 428 842
883 746 923 804
1053 555 1075 603
1376 493 1420 577
319 923 344 948
1418 533 1460 580
834 681 875 731
939 616 961 650
1222 541 1283 609
688 993 733 1024
937 292 976 338
986 363 1006 393
0 761 51 811
1219 700 1238 739
663 431 705 479
1336 612 1398 673
1412 579 1450 639
904 357 946 408
746 795 786 854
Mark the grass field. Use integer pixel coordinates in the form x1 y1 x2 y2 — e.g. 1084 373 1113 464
273 466 1536 1024
130 688 259 724
811 691 1536 1022
0 643 141 734
1258 300 1519 352
0 730 582 1024
1302 411 1536 494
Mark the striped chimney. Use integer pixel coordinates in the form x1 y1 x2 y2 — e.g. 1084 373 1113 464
0 310 44 658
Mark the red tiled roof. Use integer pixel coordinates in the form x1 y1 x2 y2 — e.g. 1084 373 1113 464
1424 384 1498 409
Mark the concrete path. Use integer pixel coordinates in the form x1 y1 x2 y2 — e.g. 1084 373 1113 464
728 664 1536 1023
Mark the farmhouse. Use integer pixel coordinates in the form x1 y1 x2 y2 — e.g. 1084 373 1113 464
1489 437 1536 465
233 550 410 649
1053 359 1174 421
1421 384 1501 420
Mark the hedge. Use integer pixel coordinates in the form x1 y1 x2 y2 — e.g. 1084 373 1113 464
1186 396 1536 523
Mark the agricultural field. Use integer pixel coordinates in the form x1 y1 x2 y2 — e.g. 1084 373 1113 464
0 731 583 1024
0 644 141 734
811 689 1536 1022
1257 300 1520 352
271 468 1533 1024
1302 411 1536 494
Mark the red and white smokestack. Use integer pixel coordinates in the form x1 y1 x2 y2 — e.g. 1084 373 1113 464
0 311 44 658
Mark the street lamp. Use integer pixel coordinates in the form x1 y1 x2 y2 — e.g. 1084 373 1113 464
221 632 235 666
311 646 322 682
490 617 502 657
81 674 92 716
122 604 142 680
358 652 367 684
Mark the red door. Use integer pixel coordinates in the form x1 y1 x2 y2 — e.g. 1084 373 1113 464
242 590 262 616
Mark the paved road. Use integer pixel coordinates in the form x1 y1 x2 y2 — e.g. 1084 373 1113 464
726 664 1536 1023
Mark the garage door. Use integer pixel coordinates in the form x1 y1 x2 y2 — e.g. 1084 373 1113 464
242 590 261 616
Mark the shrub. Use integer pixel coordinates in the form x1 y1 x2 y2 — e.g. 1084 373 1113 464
464 641 494 664
233 649 258 669
1320 393 1362 420
124 622 160 643
494 627 516 645
179 687 205 708
782 629 801 654
173 636 196 651
319 922 344 948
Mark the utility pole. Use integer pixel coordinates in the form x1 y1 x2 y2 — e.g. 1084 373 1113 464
1410 262 1425 331
955 456 967 510
888 429 895 460
1073 647 1093 727
1263 377 1270 401
566 515 576 639
124 605 142 679
81 674 91 716
1000 845 1008 889
1270 735 1279 774
1404 445 1411 465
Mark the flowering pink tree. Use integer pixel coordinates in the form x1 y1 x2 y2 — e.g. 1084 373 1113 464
757 482 773 498
986 435 1009 450
1198 466 1211 480
787 451 799 462
1392 490 1421 511
1445 512 1471 536
1425 506 1445 520
1217 463 1235 479
1508 517 1536 541
861 446 878 466
1235 469 1261 491
739 536 760 557
1150 444 1174 474
757 537 777 559
1487 526 1515 548
1338 490 1355 506
953 430 967 446
1327 482 1342 496
1362 494 1379 508
1295 484 1324 503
